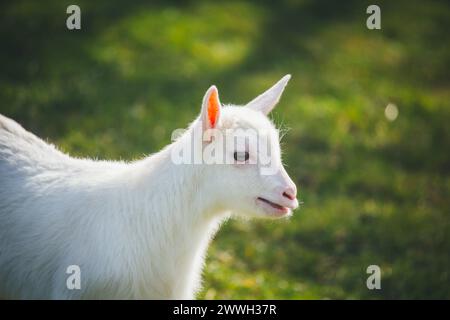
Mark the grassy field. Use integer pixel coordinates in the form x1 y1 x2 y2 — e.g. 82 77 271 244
0 0 449 299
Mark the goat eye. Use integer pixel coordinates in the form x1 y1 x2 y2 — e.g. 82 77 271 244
233 151 250 162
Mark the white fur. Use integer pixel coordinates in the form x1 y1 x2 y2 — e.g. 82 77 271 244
0 76 298 299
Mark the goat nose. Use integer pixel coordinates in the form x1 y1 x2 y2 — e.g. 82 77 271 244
282 187 297 201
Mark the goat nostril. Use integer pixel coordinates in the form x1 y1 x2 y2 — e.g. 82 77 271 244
283 191 295 201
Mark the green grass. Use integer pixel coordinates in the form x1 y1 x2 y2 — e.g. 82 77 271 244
0 0 449 299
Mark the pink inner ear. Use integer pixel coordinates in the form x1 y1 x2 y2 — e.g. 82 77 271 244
208 89 219 128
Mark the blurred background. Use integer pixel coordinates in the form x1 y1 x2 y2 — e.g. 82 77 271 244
0 0 449 299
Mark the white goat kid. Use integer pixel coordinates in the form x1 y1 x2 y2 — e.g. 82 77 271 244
0 75 298 299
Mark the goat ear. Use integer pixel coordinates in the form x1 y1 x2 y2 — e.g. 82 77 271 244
201 85 221 130
246 74 291 115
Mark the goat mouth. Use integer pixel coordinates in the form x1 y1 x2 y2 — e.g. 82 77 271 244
256 197 289 216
